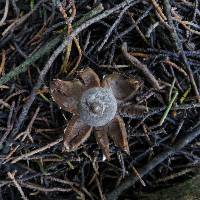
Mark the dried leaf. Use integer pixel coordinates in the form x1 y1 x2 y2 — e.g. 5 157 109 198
102 73 141 102
95 125 110 160
108 115 130 154
64 116 93 151
50 79 84 114
118 103 148 117
78 67 100 88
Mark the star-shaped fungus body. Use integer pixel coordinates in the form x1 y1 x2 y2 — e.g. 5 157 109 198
50 67 148 160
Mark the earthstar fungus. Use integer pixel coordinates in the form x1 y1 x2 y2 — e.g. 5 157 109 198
79 87 117 127
50 67 147 159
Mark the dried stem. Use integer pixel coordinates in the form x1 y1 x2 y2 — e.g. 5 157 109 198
121 42 160 90
159 90 178 125
11 137 63 163
7 172 28 200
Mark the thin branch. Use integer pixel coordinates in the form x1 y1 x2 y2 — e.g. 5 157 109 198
7 172 29 200
0 0 9 27
11 137 63 163
97 5 130 52
121 42 160 90
0 101 15 146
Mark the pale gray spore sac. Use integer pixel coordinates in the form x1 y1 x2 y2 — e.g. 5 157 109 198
79 87 117 127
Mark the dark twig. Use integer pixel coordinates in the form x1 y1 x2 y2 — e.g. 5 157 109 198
0 0 9 27
0 3 104 86
10 0 20 16
11 137 63 163
0 101 15 146
107 124 200 199
105 6 153 49
97 5 130 52
2 0 47 36
0 36 62 86
162 0 200 101
7 172 28 200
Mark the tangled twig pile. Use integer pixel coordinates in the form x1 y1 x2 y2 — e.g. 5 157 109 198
0 0 200 199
